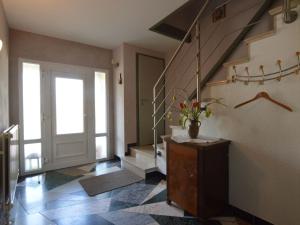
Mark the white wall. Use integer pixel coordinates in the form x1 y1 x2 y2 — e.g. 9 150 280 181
113 45 126 157
0 0 9 132
200 8 300 225
113 43 165 156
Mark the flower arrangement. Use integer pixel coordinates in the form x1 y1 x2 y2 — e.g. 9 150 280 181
178 99 212 128
167 97 225 138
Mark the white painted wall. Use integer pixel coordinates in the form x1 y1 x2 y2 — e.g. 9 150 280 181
113 45 126 157
200 7 300 225
113 43 165 156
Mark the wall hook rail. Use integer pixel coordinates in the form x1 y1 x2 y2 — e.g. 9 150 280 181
259 65 265 85
230 52 300 84
277 60 282 81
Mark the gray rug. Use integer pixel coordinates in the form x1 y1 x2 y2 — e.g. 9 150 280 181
79 170 143 196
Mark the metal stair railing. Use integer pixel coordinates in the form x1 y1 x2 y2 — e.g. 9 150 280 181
152 0 209 159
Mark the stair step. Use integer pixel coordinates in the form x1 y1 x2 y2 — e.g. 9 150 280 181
130 145 155 158
121 155 157 179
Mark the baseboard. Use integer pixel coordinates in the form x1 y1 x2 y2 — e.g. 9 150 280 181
126 143 137 156
228 205 274 225
113 155 121 161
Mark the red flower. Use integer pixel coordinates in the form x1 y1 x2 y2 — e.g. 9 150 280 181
192 101 200 108
179 103 186 109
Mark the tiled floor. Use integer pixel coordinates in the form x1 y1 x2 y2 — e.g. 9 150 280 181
8 160 249 225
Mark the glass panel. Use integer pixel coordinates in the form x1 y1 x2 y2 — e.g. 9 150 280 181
22 63 41 140
95 72 107 134
24 143 42 172
96 136 107 160
55 77 84 135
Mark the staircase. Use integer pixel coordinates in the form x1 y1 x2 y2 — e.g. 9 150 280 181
121 142 165 178
121 0 299 178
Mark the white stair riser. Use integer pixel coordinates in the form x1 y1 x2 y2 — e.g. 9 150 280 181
131 149 154 159
157 148 167 175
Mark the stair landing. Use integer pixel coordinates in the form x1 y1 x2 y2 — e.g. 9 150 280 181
121 145 157 179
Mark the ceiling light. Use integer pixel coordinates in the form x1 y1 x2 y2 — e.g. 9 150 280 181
0 40 3 52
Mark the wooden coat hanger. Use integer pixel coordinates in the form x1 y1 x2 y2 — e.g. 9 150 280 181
234 91 293 112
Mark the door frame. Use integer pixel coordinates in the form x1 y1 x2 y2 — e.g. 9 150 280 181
136 53 165 146
18 58 111 176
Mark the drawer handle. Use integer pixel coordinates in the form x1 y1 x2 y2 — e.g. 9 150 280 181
157 151 162 157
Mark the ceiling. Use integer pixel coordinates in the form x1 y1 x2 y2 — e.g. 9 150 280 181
2 0 189 52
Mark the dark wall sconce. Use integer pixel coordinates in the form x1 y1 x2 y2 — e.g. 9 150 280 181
112 59 119 68
119 73 123 85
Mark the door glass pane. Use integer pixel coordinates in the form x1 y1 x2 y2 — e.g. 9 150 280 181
22 63 41 140
95 72 107 134
55 77 84 135
24 143 42 172
96 136 107 160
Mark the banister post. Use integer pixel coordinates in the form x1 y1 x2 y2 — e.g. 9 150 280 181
153 87 157 161
196 20 201 103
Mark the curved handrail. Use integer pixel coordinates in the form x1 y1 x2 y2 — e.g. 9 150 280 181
152 0 210 93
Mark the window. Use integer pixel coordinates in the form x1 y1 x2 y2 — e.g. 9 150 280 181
95 72 108 160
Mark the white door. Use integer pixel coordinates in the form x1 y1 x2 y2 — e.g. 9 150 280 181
20 60 109 175
50 72 90 169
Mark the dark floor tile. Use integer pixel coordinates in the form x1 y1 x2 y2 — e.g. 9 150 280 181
144 172 166 185
101 211 156 225
184 211 196 218
109 199 138 211
151 215 221 225
44 171 82 190
112 183 156 205
143 189 167 205
54 214 113 225
94 159 121 172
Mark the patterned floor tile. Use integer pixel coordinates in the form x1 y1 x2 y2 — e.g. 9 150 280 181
54 214 113 225
12 160 248 225
101 211 157 225
13 213 56 225
112 183 155 205
9 199 28 220
151 214 215 225
141 180 166 204
57 167 87 176
40 198 111 220
143 189 167 205
123 201 184 217
78 163 96 172
44 171 83 191
109 199 138 211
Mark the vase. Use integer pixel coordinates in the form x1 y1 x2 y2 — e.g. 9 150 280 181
188 120 199 139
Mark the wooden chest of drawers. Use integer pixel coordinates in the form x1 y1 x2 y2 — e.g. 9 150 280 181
166 138 230 219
